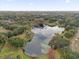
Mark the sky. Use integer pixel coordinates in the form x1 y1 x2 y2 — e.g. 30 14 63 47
0 0 79 11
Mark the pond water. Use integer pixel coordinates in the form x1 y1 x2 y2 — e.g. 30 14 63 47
24 26 65 57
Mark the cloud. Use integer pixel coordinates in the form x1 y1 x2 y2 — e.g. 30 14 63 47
64 0 71 3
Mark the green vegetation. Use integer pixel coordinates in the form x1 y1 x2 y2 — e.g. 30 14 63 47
64 28 77 38
49 34 69 49
0 35 6 45
8 37 25 48
0 11 79 59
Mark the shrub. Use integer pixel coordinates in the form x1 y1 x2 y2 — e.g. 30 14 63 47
5 27 26 38
58 48 79 59
0 35 6 45
8 37 25 48
49 34 69 49
64 29 77 38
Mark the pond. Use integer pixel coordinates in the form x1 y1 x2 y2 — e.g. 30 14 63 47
24 25 65 57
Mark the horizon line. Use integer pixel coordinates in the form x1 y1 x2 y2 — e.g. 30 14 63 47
0 10 79 12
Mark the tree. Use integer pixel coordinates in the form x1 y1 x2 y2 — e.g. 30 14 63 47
58 47 79 59
8 37 25 48
64 29 77 39
5 27 26 38
0 34 6 52
0 35 6 45
49 34 69 49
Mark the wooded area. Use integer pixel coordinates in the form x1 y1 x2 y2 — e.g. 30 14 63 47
0 11 79 59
